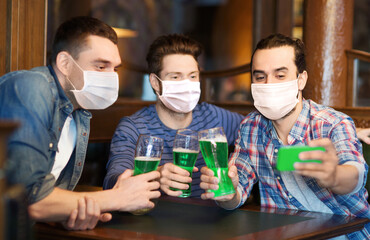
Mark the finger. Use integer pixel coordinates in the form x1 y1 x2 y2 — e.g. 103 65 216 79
148 180 161 190
201 191 215 200
161 186 183 197
118 169 134 181
200 181 219 191
200 173 218 184
298 150 325 162
75 198 86 229
294 162 325 171
295 168 327 182
149 190 161 199
87 200 100 230
99 213 112 222
214 193 235 202
228 165 238 178
192 167 199 172
168 180 190 190
80 197 95 230
139 171 161 181
167 164 190 176
66 209 78 229
308 138 335 153
200 167 214 176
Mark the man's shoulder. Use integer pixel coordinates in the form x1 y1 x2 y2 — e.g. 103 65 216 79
120 104 157 124
0 66 53 89
307 100 351 124
196 102 242 116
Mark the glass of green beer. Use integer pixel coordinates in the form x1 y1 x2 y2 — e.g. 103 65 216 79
133 135 163 176
171 129 199 198
198 127 235 198
131 135 163 215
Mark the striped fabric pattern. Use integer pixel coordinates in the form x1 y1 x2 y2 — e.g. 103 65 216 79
231 99 370 239
104 102 244 198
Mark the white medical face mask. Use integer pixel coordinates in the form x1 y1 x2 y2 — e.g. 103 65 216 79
68 57 119 110
251 79 299 120
155 75 201 113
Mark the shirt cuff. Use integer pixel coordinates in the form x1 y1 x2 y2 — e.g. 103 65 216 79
343 161 365 195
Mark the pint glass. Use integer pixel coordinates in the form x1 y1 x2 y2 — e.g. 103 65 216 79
171 129 199 197
198 127 235 197
131 135 163 215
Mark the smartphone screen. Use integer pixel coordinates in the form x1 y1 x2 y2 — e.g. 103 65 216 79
276 146 325 171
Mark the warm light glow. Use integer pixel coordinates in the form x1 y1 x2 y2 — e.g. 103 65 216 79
112 27 138 38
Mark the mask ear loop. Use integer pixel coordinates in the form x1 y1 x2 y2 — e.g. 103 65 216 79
153 74 164 96
67 55 85 91
296 74 301 99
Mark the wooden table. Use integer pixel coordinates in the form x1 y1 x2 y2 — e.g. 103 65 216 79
35 196 369 240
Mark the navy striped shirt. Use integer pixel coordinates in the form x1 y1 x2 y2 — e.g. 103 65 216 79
104 102 244 197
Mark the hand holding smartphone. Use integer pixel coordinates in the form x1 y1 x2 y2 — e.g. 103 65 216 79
276 146 325 171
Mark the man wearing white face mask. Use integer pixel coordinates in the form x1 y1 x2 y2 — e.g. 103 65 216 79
0 16 160 230
104 34 244 198
200 34 370 239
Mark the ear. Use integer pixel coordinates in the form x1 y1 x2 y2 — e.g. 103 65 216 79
298 70 308 91
149 73 161 94
55 51 72 76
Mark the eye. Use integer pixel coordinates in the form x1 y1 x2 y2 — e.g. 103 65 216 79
169 75 179 80
96 65 106 71
253 75 266 82
276 74 286 79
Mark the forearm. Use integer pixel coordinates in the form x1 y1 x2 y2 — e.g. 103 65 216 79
329 165 359 195
28 187 120 222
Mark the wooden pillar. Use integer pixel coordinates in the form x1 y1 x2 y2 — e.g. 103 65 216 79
303 0 354 107
0 0 47 76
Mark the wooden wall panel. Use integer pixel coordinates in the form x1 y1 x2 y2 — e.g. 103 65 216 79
0 0 46 76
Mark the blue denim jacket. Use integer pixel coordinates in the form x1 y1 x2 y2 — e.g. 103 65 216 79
0 66 91 204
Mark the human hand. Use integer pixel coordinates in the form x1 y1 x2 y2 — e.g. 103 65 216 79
357 128 370 145
294 138 339 189
158 163 198 197
62 196 112 231
113 169 161 212
199 165 238 202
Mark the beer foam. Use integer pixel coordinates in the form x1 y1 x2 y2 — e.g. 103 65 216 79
199 136 227 143
134 156 161 161
173 148 199 154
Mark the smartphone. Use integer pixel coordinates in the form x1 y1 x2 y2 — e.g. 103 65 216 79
276 146 325 171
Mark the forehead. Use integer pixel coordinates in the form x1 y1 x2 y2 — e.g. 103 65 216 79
161 54 198 74
252 46 296 72
77 35 121 65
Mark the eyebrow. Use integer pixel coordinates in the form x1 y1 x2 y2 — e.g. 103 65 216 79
274 67 288 72
92 59 122 68
252 67 288 76
252 70 266 76
164 71 199 76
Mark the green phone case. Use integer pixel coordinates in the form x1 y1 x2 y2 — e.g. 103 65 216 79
276 146 325 171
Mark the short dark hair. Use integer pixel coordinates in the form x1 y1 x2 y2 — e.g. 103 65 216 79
251 33 306 75
50 16 117 64
146 34 203 77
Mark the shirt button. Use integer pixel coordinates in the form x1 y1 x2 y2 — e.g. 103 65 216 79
83 132 87 136
288 195 292 198
277 176 281 180
49 143 53 148
77 162 82 166
274 149 278 153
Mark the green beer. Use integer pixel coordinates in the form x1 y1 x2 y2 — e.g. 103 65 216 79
199 138 235 197
133 156 160 176
171 148 199 197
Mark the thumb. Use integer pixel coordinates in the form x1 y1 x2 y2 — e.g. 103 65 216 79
99 213 112 222
120 169 134 180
